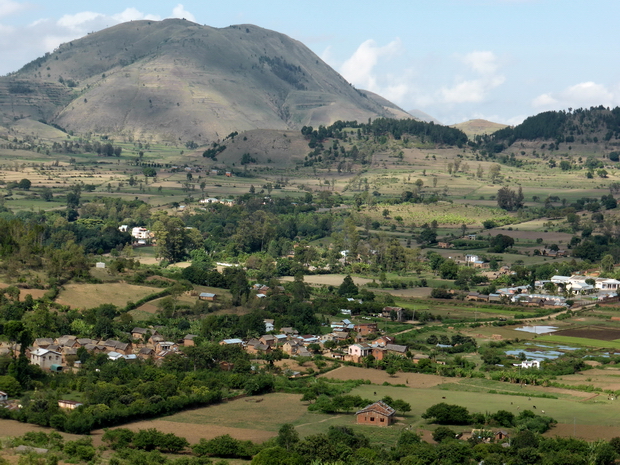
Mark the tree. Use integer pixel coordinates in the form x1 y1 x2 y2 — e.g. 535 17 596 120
17 178 31 190
496 186 524 211
439 260 458 279
602 254 615 273
338 275 358 297
422 403 471 425
276 424 299 451
41 187 53 201
152 214 197 263
432 426 456 443
489 234 514 253
488 164 501 182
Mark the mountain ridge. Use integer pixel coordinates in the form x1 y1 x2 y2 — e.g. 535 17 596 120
0 19 411 144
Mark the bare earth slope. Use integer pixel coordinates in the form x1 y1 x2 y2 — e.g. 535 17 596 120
452 118 508 137
2 19 406 144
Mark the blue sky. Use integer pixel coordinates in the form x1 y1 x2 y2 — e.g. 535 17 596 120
1 0 619 125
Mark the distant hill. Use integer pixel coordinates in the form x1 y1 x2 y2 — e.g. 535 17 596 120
451 119 508 138
407 109 441 124
0 19 409 144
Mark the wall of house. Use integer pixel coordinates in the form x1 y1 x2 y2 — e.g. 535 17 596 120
356 412 391 426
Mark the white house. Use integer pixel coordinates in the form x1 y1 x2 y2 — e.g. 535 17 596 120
131 227 150 240
30 348 62 370
514 360 541 369
596 278 620 290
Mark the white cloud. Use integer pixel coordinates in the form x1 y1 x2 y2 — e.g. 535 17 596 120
114 8 159 23
0 0 27 18
462 51 499 74
440 51 505 104
320 45 335 66
0 7 162 74
171 4 196 22
57 11 104 31
340 38 403 91
532 81 620 111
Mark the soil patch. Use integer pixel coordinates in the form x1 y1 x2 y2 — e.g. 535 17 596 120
0 283 47 300
319 366 459 388
0 419 83 441
554 325 620 341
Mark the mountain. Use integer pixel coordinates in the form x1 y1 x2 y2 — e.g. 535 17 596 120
406 109 441 124
0 19 409 144
451 119 508 137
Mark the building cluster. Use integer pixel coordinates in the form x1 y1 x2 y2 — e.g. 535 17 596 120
219 314 416 364
548 275 620 297
465 275 620 306
24 328 199 371
198 197 236 206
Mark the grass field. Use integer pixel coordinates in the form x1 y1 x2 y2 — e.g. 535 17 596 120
56 283 161 309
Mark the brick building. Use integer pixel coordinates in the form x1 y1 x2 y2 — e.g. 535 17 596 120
356 401 396 426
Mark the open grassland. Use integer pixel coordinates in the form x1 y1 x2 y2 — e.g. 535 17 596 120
164 393 303 433
56 283 161 309
348 378 620 428
362 201 513 227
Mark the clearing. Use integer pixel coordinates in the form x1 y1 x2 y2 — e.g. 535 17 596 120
56 283 161 309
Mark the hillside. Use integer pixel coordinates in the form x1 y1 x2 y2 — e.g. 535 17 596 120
407 109 441 124
0 19 408 144
480 106 620 149
452 118 508 137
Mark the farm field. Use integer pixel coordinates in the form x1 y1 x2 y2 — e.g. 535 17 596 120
537 335 620 350
557 367 620 391
553 325 620 341
99 368 620 447
56 283 161 309
280 274 374 287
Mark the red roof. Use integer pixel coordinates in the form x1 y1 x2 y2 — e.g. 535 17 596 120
356 400 396 417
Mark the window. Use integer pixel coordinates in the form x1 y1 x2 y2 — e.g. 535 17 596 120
380 418 384 422
370 417 375 421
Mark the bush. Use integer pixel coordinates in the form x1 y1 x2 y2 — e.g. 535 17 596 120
432 426 457 443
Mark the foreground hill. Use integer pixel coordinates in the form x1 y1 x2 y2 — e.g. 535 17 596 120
0 19 409 144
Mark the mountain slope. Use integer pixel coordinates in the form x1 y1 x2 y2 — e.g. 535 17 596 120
2 19 407 143
407 109 441 124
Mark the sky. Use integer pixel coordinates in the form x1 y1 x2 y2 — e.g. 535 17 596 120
1 0 620 125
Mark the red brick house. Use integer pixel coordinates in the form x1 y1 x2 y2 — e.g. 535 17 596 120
354 323 378 336
356 401 396 426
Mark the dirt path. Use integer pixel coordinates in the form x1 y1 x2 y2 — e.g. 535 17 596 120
295 415 342 428
394 325 421 335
